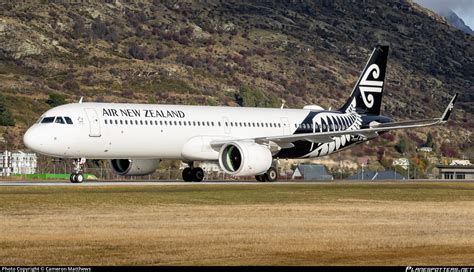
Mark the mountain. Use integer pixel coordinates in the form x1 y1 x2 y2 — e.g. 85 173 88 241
0 0 472 161
436 8 474 36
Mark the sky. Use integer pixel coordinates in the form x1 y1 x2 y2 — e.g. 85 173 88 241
414 0 474 29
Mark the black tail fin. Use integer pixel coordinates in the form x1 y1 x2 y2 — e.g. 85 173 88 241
339 45 389 115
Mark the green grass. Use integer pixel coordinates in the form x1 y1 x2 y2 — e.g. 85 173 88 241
1 182 473 211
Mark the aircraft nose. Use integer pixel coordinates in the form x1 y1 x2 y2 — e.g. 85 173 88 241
23 126 41 151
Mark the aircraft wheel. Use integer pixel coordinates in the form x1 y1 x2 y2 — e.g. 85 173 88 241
182 168 193 182
192 167 204 182
265 167 278 182
74 174 84 183
255 175 264 182
70 174 77 183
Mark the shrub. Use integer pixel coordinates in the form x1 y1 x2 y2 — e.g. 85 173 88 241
46 93 67 108
128 45 146 60
0 95 14 126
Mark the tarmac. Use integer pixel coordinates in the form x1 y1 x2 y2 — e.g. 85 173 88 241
0 180 471 186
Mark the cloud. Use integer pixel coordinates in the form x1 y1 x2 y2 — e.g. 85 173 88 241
414 0 474 29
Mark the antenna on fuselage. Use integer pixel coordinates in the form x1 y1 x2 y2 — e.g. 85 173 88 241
79 97 83 104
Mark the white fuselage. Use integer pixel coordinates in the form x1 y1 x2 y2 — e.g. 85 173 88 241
23 102 365 161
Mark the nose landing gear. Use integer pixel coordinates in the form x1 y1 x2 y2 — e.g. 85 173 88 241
70 158 86 183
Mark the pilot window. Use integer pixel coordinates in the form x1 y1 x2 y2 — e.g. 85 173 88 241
41 117 55 123
55 117 65 124
64 117 73 124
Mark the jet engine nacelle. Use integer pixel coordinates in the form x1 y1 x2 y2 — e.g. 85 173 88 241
218 141 272 176
110 159 160 176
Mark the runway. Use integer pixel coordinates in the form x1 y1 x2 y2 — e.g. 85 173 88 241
0 180 468 186
0 180 334 186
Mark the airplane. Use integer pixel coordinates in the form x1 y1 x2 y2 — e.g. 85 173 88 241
23 45 458 183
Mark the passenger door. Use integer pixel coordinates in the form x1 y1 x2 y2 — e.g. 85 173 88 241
84 108 101 137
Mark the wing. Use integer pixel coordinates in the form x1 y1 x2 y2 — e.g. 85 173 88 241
211 93 457 149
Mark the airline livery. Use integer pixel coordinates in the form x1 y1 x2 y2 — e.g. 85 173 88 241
23 46 457 183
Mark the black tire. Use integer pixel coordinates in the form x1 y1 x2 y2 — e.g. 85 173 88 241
75 174 84 183
255 175 263 182
182 168 193 182
70 174 76 183
266 167 278 182
192 167 204 182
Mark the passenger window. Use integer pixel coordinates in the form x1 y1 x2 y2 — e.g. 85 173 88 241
64 117 73 124
178 121 181 126
125 120 128 125
120 120 123 125
211 121 214 126
105 120 108 125
164 121 168 125
139 120 143 125
218 122 221 126
55 117 65 124
160 120 163 125
115 120 118 125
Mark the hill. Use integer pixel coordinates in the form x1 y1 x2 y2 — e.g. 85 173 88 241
0 0 472 166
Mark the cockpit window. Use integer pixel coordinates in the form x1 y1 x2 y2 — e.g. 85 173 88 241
41 117 55 123
55 117 65 124
36 117 43 124
64 117 73 124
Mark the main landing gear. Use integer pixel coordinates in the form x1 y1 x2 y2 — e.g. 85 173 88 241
255 166 278 182
182 162 204 182
70 158 86 183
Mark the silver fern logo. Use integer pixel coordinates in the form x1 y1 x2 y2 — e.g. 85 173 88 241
305 99 362 158
359 64 383 108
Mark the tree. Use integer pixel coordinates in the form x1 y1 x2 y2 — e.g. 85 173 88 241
395 138 407 154
46 93 67 108
0 94 15 126
425 132 435 149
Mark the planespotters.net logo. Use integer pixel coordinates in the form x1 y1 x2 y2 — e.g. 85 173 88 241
406 267 474 272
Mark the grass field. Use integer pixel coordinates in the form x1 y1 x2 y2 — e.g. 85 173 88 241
0 182 473 265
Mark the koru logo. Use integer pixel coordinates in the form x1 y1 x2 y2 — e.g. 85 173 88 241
359 64 383 108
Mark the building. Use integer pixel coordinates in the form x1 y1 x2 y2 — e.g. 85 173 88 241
346 170 406 181
292 164 333 181
0 151 37 176
392 158 409 170
436 164 474 180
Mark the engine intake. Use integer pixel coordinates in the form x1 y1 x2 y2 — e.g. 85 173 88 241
218 141 272 176
110 159 160 176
